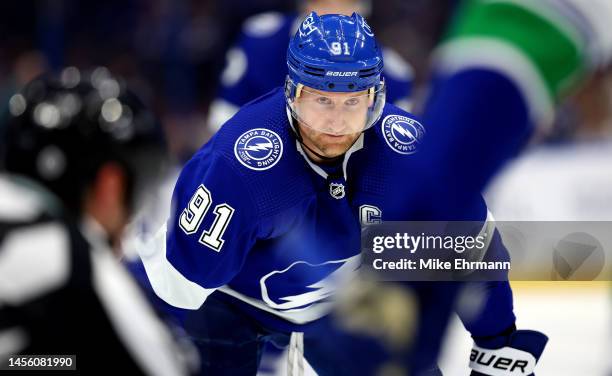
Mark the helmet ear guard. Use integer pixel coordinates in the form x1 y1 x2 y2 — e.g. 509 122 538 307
284 77 304 102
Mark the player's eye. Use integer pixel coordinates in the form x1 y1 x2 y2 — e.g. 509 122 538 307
316 97 333 105
344 97 360 106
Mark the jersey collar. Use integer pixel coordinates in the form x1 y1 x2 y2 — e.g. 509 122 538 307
295 134 364 181
286 106 364 180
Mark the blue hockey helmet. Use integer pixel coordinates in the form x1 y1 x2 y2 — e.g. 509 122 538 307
286 12 386 136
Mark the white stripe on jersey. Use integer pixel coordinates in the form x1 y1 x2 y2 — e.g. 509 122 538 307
0 223 70 305
85 218 191 376
138 223 216 310
0 327 28 358
218 286 335 325
0 175 54 221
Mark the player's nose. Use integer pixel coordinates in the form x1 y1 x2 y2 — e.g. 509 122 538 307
323 117 348 134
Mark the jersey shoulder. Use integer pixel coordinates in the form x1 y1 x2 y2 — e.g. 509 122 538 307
218 12 294 106
234 12 294 78
366 103 426 159
190 88 314 219
0 175 63 222
349 104 425 197
0 174 76 305
241 12 294 40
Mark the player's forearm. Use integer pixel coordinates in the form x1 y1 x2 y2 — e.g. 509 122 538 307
458 280 516 338
420 69 531 217
456 224 516 337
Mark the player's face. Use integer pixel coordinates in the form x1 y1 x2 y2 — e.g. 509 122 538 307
295 87 370 135
296 87 367 159
298 121 361 160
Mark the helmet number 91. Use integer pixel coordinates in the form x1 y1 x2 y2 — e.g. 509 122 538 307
179 184 235 252
331 42 350 56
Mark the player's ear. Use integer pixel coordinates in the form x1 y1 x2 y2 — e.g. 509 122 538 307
94 162 127 207
85 162 129 251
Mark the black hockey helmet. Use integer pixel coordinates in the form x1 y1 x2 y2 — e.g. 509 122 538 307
1 67 168 215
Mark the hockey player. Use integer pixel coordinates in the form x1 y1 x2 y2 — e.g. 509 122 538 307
0 69 192 375
207 0 414 132
139 12 546 375
409 0 612 218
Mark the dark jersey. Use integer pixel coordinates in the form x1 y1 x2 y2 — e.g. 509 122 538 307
0 176 189 375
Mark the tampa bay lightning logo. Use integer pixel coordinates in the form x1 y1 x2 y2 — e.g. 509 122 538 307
381 114 425 155
260 255 361 311
234 128 283 171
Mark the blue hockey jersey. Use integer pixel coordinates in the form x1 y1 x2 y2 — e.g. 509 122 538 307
141 87 514 339
208 11 414 131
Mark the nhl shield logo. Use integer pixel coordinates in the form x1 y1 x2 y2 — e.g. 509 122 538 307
329 182 346 199
234 128 283 171
381 114 425 155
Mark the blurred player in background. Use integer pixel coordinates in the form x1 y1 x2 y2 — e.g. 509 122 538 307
0 68 193 375
207 0 414 133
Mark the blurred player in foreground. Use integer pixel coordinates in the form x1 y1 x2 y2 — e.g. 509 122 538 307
411 0 612 217
0 68 192 375
401 1 612 374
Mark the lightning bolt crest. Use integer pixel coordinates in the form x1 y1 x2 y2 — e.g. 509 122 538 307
243 142 273 152
392 123 415 141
